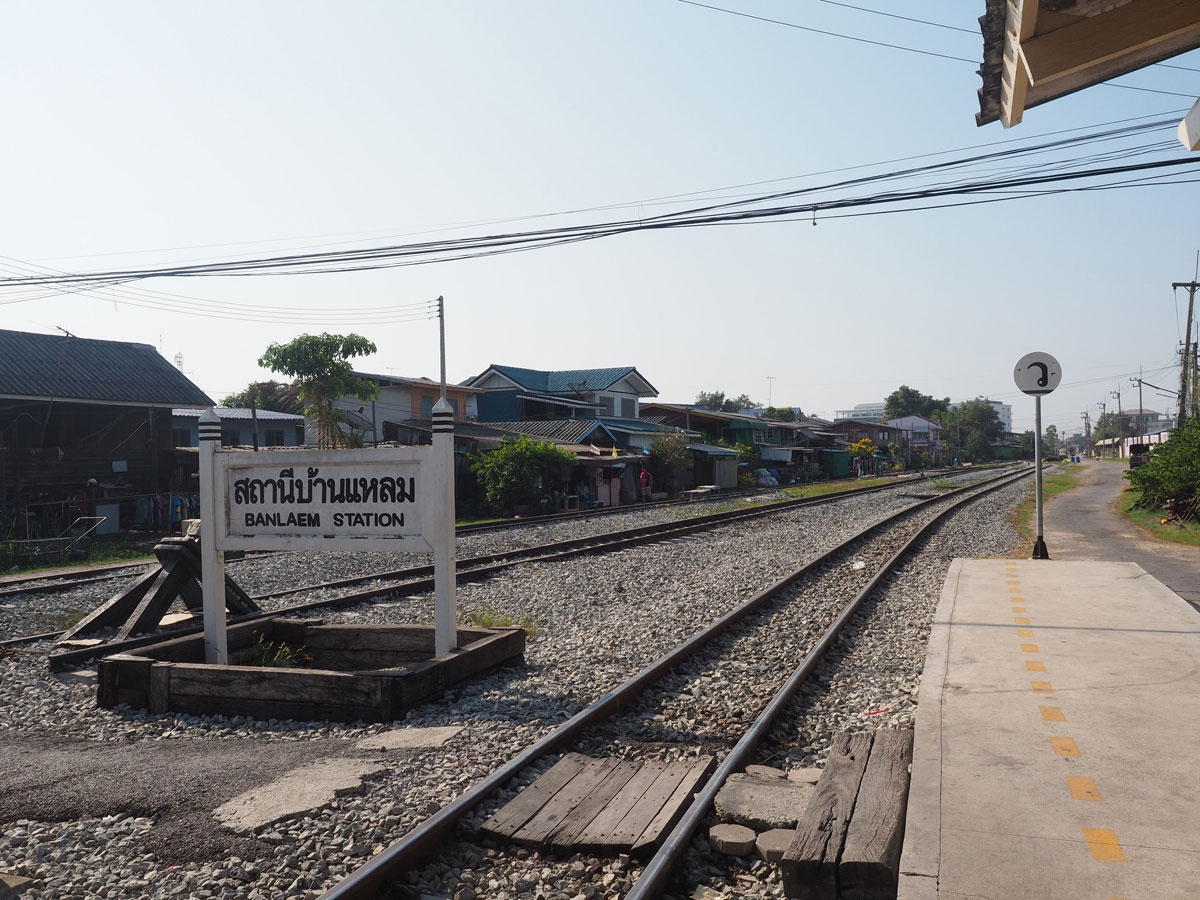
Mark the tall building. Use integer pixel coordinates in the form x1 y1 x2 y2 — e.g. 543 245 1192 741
833 402 886 423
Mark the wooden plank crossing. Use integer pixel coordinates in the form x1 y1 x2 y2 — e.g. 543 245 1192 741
481 753 715 855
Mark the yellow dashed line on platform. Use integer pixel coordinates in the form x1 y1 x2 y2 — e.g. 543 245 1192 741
1051 737 1080 756
1031 681 1053 694
1021 643 1039 653
1017 628 1034 638
1007 579 1020 585
1039 705 1066 722
1014 617 1031 625
1026 660 1046 672
1012 606 1026 612
1067 776 1103 801
1083 828 1126 862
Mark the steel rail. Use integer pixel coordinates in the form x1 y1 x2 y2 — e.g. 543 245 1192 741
38 469 1004 666
314 465 1032 900
625 465 1032 900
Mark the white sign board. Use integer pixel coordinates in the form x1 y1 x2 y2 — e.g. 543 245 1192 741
1013 351 1062 396
213 448 436 553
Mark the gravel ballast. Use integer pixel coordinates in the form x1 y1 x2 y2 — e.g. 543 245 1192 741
0 472 1030 899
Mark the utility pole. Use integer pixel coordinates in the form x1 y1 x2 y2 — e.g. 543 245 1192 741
1110 388 1125 457
766 376 775 409
1173 280 1199 424
1097 401 1106 457
1081 411 1092 457
1129 371 1144 438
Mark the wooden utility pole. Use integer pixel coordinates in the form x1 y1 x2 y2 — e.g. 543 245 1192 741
1173 281 1199 424
1081 411 1092 457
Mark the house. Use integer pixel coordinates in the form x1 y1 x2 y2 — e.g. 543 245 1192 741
465 364 658 421
885 415 944 461
330 373 483 445
172 407 305 448
0 329 213 537
1125 408 1168 434
828 419 902 448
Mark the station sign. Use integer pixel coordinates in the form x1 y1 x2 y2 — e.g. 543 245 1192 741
212 447 436 553
1013 351 1062 396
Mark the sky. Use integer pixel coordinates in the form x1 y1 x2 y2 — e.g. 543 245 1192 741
3 1 1199 439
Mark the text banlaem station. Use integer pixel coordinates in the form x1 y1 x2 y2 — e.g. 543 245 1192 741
226 462 422 539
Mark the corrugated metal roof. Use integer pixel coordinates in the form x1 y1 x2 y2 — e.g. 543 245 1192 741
0 329 213 407
483 419 611 445
488 364 652 394
174 407 304 422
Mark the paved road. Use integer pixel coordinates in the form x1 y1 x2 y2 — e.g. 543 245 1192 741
1041 458 1200 607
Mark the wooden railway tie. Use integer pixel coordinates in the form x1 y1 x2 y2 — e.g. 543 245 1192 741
56 533 260 646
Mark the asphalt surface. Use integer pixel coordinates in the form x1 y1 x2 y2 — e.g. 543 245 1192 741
1040 458 1200 607
0 730 359 864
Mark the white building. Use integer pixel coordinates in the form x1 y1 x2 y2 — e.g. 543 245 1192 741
833 402 886 423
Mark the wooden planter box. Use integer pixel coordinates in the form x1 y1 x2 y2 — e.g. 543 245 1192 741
96 618 525 723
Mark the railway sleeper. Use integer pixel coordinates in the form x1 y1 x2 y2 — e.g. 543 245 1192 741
781 728 914 900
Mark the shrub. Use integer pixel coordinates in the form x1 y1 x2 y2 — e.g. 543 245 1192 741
1127 420 1199 518
469 436 576 513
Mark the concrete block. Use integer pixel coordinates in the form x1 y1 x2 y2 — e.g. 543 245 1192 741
709 823 756 856
354 726 462 751
714 773 814 830
755 828 794 863
745 764 785 779
215 758 387 832
786 767 822 784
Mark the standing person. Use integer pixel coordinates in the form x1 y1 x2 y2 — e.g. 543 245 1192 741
639 469 653 502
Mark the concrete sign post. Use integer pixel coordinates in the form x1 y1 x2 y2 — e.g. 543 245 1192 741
198 410 458 663
1013 351 1062 560
198 408 229 664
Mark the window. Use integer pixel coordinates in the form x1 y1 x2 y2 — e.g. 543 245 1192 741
295 425 306 445
221 429 240 447
421 396 433 418
264 429 284 446
599 395 615 416
621 397 635 418
172 428 192 448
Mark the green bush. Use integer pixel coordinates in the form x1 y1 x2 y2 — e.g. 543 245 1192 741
1127 420 1198 518
469 436 576 514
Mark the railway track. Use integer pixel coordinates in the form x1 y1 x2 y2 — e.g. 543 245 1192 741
0 465 979 602
313 465 1033 900
1 467 1012 663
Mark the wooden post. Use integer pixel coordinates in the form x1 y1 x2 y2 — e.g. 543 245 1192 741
431 398 457 656
198 408 228 664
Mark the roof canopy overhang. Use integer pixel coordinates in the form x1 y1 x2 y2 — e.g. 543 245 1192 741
978 0 1200 130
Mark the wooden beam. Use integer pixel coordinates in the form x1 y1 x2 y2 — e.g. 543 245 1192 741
1023 0 1200 87
1000 0 1038 128
1180 97 1200 151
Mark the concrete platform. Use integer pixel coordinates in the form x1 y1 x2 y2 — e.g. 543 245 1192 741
899 559 1200 900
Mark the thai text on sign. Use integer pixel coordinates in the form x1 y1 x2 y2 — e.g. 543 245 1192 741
225 460 423 539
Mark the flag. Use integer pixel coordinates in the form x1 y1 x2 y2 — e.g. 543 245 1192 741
589 444 602 455
611 445 618 458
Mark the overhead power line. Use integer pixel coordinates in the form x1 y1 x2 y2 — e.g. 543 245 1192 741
676 0 1200 97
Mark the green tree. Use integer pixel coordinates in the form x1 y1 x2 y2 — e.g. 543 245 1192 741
258 333 379 448
941 399 1002 462
762 406 798 422
1127 419 1199 517
649 432 690 495
469 436 576 514
884 385 950 420
694 390 727 411
727 393 757 412
1043 424 1059 454
221 381 303 415
1093 411 1128 443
